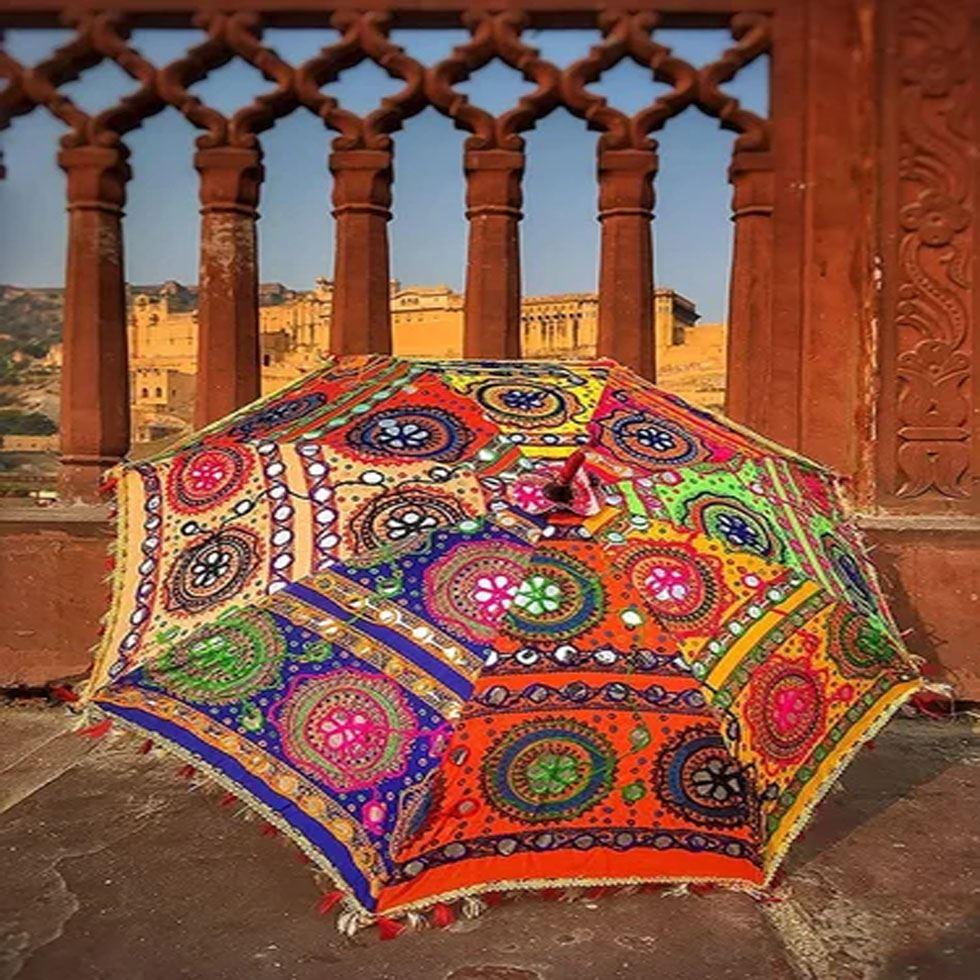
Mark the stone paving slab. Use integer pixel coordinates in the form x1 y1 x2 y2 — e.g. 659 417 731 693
0 706 976 980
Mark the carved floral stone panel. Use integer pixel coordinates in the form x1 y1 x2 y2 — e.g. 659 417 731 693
888 0 975 507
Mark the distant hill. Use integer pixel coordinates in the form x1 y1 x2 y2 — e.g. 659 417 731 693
0 281 295 345
0 286 64 345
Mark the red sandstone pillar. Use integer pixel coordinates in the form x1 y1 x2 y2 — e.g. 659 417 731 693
328 148 393 355
463 148 524 360
57 145 131 501
194 146 263 427
597 148 657 380
725 150 774 427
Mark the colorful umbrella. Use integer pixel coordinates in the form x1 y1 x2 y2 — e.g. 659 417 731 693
84 355 920 931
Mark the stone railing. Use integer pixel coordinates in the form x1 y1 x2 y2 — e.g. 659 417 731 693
1 0 772 499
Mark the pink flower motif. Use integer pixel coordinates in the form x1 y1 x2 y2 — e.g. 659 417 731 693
511 479 550 514
471 574 519 621
319 706 375 752
188 452 230 492
771 683 814 735
644 564 691 605
361 799 386 834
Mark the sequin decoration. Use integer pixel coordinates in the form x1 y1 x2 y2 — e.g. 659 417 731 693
473 380 574 430
625 541 729 635
597 408 704 469
503 550 606 643
654 724 753 830
743 655 827 766
167 443 254 513
273 669 417 793
146 609 285 704
343 486 473 563
88 355 919 921
162 526 261 615
481 717 617 823
345 405 475 462
423 538 533 641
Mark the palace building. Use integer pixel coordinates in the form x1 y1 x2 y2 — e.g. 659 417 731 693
128 280 703 443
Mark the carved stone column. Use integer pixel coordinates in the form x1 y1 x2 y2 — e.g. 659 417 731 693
463 148 524 360
57 144 131 501
725 150 774 427
194 146 263 428
328 148 393 355
597 147 657 380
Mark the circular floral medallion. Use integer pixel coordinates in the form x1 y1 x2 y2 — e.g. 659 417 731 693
167 443 253 513
345 405 475 462
227 391 328 441
163 526 261 615
345 487 471 561
654 724 752 829
147 609 284 704
821 533 877 616
482 717 616 823
686 493 780 561
744 656 826 764
504 551 605 643
424 539 532 640
826 606 899 679
273 669 416 793
473 381 573 430
599 409 702 468
626 542 727 634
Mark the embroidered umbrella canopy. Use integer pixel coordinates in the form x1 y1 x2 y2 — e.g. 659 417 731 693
84 355 920 931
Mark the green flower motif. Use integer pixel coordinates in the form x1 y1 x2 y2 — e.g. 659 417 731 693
302 641 335 664
514 574 563 617
856 623 895 664
238 700 264 733
525 751 581 798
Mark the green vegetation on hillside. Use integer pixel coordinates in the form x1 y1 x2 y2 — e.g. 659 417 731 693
0 409 57 435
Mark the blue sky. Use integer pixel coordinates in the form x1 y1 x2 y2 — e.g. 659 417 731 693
0 28 767 322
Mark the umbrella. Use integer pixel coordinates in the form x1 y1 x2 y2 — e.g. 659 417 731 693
84 355 920 931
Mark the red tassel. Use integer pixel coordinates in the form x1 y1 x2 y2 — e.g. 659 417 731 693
431 902 455 928
690 883 716 896
865 740 876 752
483 891 505 906
756 891 787 905
540 888 564 901
317 890 345 915
376 917 405 941
219 792 237 808
177 764 196 780
138 739 153 755
50 684 79 703
585 885 610 899
296 851 312 865
260 822 279 838
911 692 952 718
77 718 112 739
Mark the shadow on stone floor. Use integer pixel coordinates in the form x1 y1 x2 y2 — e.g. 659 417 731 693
1 706 978 979
878 904 980 980
784 716 973 874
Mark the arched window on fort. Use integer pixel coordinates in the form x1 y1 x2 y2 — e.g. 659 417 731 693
154 387 162 399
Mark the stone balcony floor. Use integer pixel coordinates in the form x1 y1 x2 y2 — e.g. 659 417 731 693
0 703 977 980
